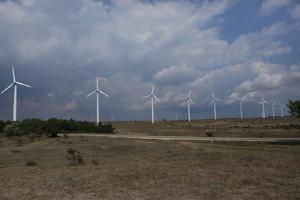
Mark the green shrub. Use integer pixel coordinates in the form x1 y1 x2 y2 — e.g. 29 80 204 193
19 118 45 136
0 121 7 133
3 123 24 137
92 158 99 165
206 132 214 137
66 148 84 166
287 100 300 117
1 118 114 138
25 161 37 166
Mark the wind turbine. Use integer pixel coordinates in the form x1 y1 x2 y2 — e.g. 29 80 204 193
86 77 110 125
235 96 246 119
143 84 160 124
278 103 286 118
0 65 33 121
210 92 221 120
272 101 277 118
258 95 267 119
181 89 194 122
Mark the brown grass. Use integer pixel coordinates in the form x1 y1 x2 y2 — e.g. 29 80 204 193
0 134 300 199
112 118 300 138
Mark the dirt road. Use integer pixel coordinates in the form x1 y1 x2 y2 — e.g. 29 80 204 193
60 133 300 143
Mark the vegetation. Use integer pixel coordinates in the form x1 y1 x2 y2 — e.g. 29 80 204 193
25 161 37 166
66 148 84 166
0 118 114 137
206 132 214 137
287 100 300 118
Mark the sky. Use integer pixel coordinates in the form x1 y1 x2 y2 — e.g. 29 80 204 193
0 0 299 122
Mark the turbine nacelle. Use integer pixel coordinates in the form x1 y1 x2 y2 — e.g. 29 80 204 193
210 92 221 104
258 95 267 104
143 84 160 102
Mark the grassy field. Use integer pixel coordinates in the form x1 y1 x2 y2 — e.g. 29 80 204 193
0 118 300 200
112 118 300 138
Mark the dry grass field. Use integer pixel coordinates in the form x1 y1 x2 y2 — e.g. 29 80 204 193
0 118 300 200
113 118 300 138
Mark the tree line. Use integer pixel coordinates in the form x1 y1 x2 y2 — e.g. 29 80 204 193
0 118 114 137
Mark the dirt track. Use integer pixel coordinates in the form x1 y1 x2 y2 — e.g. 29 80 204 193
61 133 300 143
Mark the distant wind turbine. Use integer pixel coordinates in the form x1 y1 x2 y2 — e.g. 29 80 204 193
86 77 110 125
278 103 286 118
143 84 160 124
0 65 33 121
235 96 246 119
210 92 221 120
258 95 267 119
272 101 277 118
181 89 194 122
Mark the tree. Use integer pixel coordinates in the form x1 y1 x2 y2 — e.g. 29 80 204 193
287 100 300 118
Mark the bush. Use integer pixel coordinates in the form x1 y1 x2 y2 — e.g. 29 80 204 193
44 118 63 137
19 118 45 136
25 161 37 166
92 158 99 165
206 132 214 137
287 100 300 118
1 118 114 137
66 148 84 166
0 121 8 133
3 123 25 137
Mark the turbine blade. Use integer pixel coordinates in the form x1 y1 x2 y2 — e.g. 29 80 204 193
86 90 97 98
190 98 195 104
99 90 110 97
142 94 151 99
0 83 14 95
188 89 191 98
211 92 215 98
215 98 222 102
16 81 33 88
12 64 16 82
151 84 154 94
210 99 214 105
153 95 160 102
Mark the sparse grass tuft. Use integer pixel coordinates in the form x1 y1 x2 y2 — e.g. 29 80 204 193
11 150 21 153
66 148 84 166
92 158 99 165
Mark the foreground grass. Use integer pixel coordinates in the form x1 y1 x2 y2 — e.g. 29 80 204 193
0 136 299 200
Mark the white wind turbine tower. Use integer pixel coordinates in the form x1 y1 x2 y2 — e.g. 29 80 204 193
272 101 277 118
0 65 33 121
258 95 267 119
143 84 160 124
86 78 110 125
235 96 246 119
181 89 194 122
210 92 221 120
278 103 286 118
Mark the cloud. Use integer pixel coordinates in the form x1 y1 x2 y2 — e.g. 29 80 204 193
231 62 300 100
289 4 300 18
154 64 201 85
0 0 299 120
260 0 291 16
65 101 77 111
